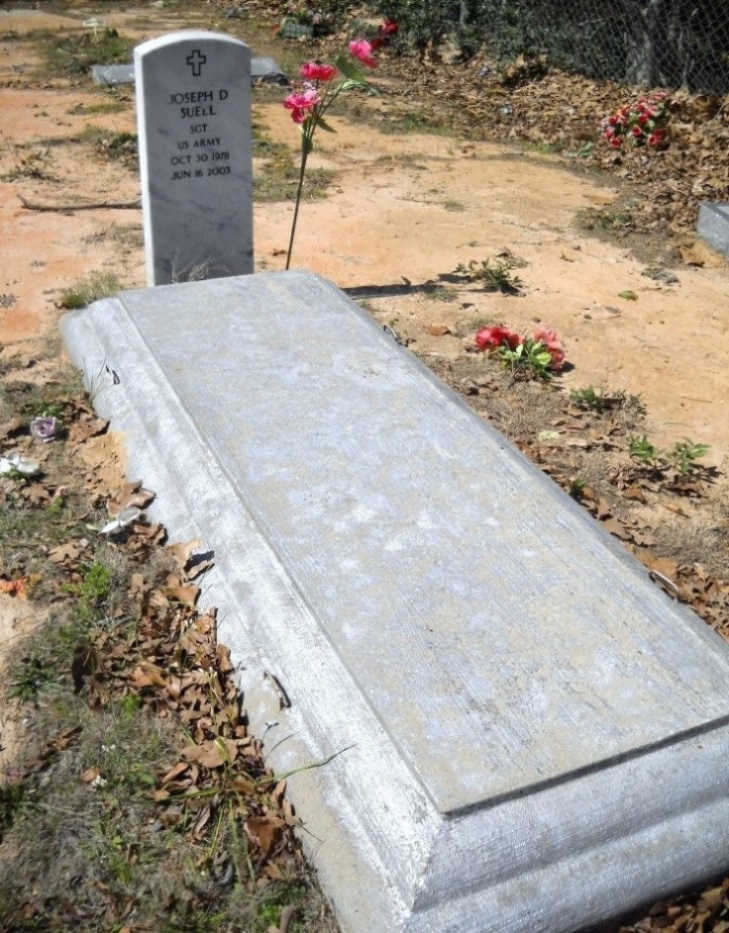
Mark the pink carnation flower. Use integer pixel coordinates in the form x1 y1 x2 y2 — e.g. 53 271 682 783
283 87 321 124
300 61 336 82
532 325 565 370
348 39 377 68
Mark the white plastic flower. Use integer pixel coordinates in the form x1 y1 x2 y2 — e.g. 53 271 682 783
0 452 40 477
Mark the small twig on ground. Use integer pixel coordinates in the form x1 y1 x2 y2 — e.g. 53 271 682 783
18 195 141 212
278 905 297 933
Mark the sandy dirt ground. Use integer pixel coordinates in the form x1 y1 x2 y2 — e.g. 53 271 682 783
1 3 729 765
2 6 728 462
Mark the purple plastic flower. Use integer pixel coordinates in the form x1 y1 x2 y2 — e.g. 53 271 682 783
30 415 61 443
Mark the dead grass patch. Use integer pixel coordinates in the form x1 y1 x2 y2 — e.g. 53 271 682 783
652 504 729 579
0 376 338 933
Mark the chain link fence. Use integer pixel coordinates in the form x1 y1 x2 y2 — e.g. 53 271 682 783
375 0 729 93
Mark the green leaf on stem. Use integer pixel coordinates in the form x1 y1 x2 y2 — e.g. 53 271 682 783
316 116 337 134
338 78 366 92
335 52 366 84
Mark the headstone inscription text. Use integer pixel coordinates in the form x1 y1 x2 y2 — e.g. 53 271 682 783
134 32 253 286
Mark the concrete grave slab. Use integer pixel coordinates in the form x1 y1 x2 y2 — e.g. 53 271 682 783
135 31 253 285
61 271 729 933
92 56 287 86
91 63 136 85
697 202 729 258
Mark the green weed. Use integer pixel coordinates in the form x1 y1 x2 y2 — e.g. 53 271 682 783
67 100 127 116
46 496 65 517
253 130 333 202
36 27 135 77
628 435 711 476
452 315 496 338
423 283 458 303
7 656 57 704
667 439 711 476
499 339 554 381
61 560 114 625
569 477 588 499
59 271 122 309
569 386 638 414
627 434 663 468
78 125 137 165
455 258 525 294
0 141 53 182
0 780 34 844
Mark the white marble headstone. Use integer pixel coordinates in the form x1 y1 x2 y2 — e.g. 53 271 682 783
134 31 253 285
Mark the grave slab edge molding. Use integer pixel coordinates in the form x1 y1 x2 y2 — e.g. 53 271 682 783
60 273 729 933
60 294 433 926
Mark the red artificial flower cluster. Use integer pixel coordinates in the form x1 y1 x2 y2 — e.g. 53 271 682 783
299 61 336 82
370 18 398 51
598 92 671 150
283 25 392 123
475 324 565 370
475 325 521 351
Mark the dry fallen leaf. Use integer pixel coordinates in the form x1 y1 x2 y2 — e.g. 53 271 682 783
245 812 285 858
216 644 235 674
109 480 155 514
181 738 239 769
163 575 200 607
129 661 169 690
68 414 109 446
161 761 190 785
167 538 205 571
48 542 83 564
0 578 27 597
0 416 24 440
642 552 680 580
621 485 647 503
423 323 451 336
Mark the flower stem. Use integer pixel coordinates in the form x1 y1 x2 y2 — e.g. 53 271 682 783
285 124 315 271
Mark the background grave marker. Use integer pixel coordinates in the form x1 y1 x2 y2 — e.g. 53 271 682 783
134 31 253 285
697 202 729 258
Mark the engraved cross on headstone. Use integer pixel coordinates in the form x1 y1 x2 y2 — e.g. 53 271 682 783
186 49 206 77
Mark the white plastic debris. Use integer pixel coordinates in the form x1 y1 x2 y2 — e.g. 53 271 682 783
100 505 142 536
0 452 40 477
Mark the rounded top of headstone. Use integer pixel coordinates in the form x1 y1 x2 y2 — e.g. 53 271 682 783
135 30 250 57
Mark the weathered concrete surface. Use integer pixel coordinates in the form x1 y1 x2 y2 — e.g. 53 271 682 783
61 271 729 933
697 202 729 258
